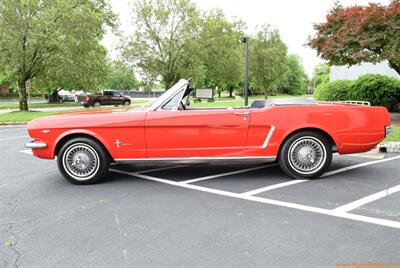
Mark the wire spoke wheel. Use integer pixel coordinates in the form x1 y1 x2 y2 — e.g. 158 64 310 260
63 143 99 181
288 137 326 175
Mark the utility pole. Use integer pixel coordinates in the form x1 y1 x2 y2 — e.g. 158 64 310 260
240 37 249 106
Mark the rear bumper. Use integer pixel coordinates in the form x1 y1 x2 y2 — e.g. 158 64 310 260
25 141 47 149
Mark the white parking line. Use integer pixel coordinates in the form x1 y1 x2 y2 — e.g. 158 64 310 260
332 184 400 213
322 155 400 177
241 179 308 196
109 168 400 230
180 164 278 184
137 165 184 174
20 149 33 155
0 136 29 142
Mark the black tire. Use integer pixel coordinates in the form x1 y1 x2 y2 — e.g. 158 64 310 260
124 100 130 106
94 101 101 107
57 137 110 185
83 105 89 108
278 131 332 180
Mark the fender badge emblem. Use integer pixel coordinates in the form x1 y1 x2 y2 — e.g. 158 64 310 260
115 139 122 148
41 129 51 134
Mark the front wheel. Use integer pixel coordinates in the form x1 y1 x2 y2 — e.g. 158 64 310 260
278 131 332 180
57 137 110 184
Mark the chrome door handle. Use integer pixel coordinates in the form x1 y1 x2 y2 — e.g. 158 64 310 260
234 112 249 116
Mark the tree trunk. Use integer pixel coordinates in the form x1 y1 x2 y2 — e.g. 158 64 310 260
18 80 29 112
47 88 62 103
228 87 234 98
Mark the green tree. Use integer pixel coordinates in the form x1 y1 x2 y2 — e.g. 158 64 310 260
123 0 202 89
249 25 287 98
278 55 308 95
0 0 114 111
308 1 400 75
311 63 330 88
106 61 139 90
197 10 244 96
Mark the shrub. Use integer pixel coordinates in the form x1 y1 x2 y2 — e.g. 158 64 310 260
314 74 400 112
314 80 353 101
350 75 400 112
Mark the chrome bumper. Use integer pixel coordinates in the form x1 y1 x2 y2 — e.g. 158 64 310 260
25 141 47 149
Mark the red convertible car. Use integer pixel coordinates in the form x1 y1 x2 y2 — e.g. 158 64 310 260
26 79 392 184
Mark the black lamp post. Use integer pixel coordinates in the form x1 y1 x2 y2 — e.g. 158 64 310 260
240 37 249 106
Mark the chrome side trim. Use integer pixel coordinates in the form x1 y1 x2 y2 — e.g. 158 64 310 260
261 125 276 149
25 141 47 149
114 156 276 164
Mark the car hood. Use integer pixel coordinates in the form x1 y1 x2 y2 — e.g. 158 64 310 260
28 107 147 130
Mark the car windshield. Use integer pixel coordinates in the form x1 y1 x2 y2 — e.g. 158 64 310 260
146 79 188 110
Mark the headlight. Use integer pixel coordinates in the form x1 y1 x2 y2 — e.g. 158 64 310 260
385 125 392 137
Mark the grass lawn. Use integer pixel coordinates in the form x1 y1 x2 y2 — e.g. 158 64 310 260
0 102 79 109
0 111 59 123
0 99 150 109
385 124 400 142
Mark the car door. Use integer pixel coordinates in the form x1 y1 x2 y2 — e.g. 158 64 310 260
102 91 113 105
112 91 123 105
145 108 251 157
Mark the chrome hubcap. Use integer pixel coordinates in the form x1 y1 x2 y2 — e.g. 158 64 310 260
288 137 326 174
63 144 99 180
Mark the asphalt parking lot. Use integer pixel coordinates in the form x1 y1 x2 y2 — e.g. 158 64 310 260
1 126 400 267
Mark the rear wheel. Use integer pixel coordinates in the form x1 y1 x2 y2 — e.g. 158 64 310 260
124 100 130 106
94 101 101 107
278 131 332 180
57 137 110 184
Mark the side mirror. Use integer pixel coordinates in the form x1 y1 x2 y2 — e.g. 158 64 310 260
186 99 191 107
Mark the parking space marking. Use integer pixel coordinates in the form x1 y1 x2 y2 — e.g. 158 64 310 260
20 149 33 155
0 135 28 142
322 155 400 177
180 164 278 184
241 179 308 196
136 165 184 174
110 168 400 230
333 184 400 213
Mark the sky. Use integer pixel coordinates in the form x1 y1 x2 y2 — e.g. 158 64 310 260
102 0 391 77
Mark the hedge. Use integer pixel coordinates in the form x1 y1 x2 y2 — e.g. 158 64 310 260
314 74 400 112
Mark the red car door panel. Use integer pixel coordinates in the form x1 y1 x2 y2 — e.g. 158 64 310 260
145 109 250 157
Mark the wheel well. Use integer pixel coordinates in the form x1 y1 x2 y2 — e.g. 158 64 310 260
278 128 337 156
54 133 113 160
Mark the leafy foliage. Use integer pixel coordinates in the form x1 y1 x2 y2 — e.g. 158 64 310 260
249 25 287 97
123 0 202 89
0 0 115 110
314 74 400 112
106 61 139 90
311 64 330 88
351 74 400 112
314 80 354 101
278 54 308 95
196 9 244 93
308 1 400 75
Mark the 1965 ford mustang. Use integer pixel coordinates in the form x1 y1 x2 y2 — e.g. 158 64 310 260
26 79 392 184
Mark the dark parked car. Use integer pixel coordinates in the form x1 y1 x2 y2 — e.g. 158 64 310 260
77 91 131 107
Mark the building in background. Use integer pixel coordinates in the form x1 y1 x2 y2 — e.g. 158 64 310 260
330 61 400 81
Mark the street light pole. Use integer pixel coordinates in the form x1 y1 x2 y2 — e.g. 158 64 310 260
240 37 249 106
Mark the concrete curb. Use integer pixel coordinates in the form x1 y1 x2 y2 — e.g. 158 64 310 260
379 142 400 153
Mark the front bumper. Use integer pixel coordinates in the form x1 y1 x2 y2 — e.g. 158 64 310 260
25 141 47 149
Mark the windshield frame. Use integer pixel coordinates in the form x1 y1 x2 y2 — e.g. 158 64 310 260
147 79 189 111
